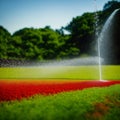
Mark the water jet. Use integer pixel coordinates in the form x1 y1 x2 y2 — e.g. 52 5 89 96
97 8 120 81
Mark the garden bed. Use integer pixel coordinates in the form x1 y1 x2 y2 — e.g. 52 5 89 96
0 80 120 101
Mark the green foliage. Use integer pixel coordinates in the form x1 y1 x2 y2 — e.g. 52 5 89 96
0 0 120 63
0 26 80 60
0 84 120 120
12 28 45 60
65 0 120 58
65 12 95 54
99 0 120 27
103 0 120 11
0 26 11 59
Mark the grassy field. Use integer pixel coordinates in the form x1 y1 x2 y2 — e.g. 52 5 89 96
0 65 120 80
0 84 120 120
0 66 120 120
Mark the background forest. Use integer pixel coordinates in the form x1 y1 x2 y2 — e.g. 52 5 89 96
0 0 120 63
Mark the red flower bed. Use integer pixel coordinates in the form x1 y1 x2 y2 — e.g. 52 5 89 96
0 80 120 101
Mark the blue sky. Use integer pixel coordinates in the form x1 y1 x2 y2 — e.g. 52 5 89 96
0 0 110 34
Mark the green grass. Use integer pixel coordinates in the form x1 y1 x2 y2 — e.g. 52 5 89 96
0 65 120 80
0 84 120 120
102 66 120 80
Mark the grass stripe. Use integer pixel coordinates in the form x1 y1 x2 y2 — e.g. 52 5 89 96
0 65 120 80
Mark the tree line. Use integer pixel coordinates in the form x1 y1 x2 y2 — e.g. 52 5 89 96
0 0 120 63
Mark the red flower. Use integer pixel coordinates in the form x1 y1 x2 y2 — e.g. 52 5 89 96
0 80 120 101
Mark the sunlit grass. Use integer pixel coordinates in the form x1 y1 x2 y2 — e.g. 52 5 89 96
0 65 120 80
102 65 120 80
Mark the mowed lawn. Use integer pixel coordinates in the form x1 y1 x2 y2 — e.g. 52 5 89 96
0 65 120 80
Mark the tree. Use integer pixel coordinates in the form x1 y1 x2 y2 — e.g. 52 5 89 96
99 0 120 26
12 27 67 60
1 0 120 63
40 27 61 59
65 12 95 55
0 26 11 59
103 0 120 11
7 36 22 59
13 28 44 60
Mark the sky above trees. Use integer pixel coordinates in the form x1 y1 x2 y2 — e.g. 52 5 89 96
0 0 110 34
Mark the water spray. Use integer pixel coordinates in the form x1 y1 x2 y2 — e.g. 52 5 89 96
94 0 102 81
